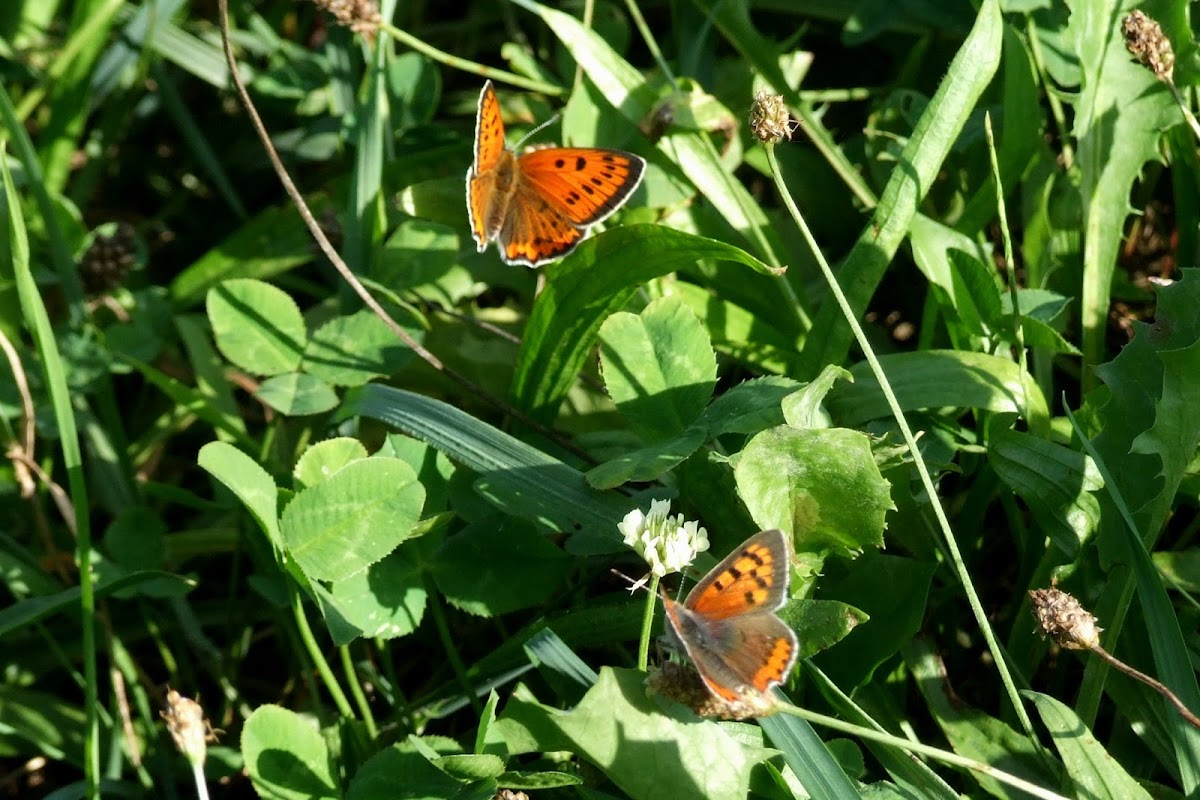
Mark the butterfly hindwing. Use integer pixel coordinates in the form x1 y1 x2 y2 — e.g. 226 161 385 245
516 147 646 227
499 184 584 267
664 604 798 700
685 529 790 620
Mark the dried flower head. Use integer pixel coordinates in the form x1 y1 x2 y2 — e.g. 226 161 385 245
618 499 709 577
312 0 382 42
494 791 529 800
1123 10 1174 83
161 689 214 767
646 661 778 720
1028 587 1102 651
749 91 794 144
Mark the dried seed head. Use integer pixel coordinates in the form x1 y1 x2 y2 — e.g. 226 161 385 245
161 689 214 767
494 791 530 800
1123 10 1174 82
79 222 137 296
749 91 794 144
311 0 382 42
646 661 779 720
1029 587 1102 651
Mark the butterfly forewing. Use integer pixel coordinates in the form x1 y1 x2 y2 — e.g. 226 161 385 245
685 529 790 620
516 148 645 227
472 81 506 175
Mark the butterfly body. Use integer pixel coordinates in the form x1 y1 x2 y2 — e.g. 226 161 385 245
661 529 798 704
466 81 646 267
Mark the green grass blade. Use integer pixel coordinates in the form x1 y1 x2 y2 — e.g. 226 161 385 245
759 711 864 799
799 0 1002 375
2 144 99 797
342 384 634 553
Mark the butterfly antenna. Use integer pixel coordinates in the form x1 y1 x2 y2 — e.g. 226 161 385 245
610 568 652 596
514 112 562 151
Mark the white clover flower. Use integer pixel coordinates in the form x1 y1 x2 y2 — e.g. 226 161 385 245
619 499 709 577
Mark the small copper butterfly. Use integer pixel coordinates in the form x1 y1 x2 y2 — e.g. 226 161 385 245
661 529 799 708
465 80 646 267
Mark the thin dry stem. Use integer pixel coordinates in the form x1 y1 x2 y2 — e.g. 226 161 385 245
1091 645 1200 730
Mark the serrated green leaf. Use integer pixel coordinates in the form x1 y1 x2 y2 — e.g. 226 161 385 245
735 426 891 556
293 437 369 489
598 296 716 441
206 278 306 376
242 705 338 800
281 456 424 582
255 372 338 416
1070 0 1179 377
329 544 426 639
303 309 423 387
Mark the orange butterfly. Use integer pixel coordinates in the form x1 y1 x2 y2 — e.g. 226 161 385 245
466 80 646 268
661 529 798 712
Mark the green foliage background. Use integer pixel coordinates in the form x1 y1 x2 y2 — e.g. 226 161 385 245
1 0 1199 798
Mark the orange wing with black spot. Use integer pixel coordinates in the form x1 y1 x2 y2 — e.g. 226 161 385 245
684 529 790 620
516 147 645 227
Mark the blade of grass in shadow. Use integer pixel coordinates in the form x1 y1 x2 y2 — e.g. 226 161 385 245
1065 403 1200 793
36 0 125 195
2 147 100 796
341 0 393 280
150 62 248 218
798 0 1002 377
0 84 85 317
341 384 634 553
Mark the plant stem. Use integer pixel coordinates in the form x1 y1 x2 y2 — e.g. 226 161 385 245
638 574 662 671
1025 20 1073 171
1091 645 1200 730
763 141 1039 743
427 578 484 717
624 0 676 88
289 587 354 719
340 645 378 739
775 703 1068 800
984 113 1027 381
380 22 563 96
